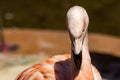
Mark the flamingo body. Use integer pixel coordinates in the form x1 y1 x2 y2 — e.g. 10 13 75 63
16 6 102 80
16 54 101 80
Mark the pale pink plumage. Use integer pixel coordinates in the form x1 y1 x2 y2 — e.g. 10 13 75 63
16 6 102 80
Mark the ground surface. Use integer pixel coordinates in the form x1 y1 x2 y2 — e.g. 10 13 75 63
0 29 120 80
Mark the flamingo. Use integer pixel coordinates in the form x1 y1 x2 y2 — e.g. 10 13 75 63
16 6 102 80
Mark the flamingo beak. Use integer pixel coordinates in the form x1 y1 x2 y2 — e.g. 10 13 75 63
72 37 83 70
73 38 83 55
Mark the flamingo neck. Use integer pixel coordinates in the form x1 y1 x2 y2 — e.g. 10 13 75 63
81 33 91 69
71 33 93 79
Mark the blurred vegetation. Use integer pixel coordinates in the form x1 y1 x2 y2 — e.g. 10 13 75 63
0 0 120 36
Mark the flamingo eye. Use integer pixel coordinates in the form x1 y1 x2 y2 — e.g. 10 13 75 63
82 29 85 32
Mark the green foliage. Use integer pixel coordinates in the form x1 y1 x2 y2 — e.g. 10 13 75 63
0 0 120 36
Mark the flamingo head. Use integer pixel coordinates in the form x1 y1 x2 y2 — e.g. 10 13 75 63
67 6 89 55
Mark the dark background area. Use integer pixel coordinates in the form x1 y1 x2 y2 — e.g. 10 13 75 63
0 0 120 36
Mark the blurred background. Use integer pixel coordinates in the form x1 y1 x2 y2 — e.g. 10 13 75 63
0 0 120 36
0 0 120 80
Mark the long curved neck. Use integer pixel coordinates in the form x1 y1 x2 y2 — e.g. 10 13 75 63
81 33 91 69
71 32 93 79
